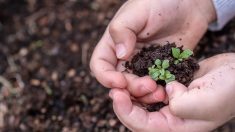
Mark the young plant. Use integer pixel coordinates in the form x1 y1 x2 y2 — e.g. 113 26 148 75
148 59 175 83
172 47 193 64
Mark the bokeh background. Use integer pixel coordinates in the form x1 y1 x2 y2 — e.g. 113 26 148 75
0 0 235 131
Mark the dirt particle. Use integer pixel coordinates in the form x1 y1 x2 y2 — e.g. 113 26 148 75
109 119 117 127
30 79 41 86
67 69 76 78
147 102 166 112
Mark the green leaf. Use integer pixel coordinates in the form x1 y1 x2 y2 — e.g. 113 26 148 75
148 67 160 80
165 70 171 74
159 69 165 75
165 75 175 83
179 49 193 59
159 74 165 80
148 68 157 75
151 71 160 80
172 48 180 59
154 59 162 67
166 74 172 79
148 70 154 75
162 60 170 69
174 60 179 65
152 76 159 80
165 70 172 78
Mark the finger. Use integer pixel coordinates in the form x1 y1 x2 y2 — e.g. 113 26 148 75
109 88 148 131
109 89 170 132
166 80 217 120
124 74 159 97
165 81 193 118
109 1 149 60
90 30 127 88
137 85 166 104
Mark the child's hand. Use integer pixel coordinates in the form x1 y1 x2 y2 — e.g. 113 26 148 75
109 53 235 132
90 0 216 97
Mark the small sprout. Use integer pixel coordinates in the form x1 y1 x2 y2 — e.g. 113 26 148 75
172 48 193 64
148 59 175 83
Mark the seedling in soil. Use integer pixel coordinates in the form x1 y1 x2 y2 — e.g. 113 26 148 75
126 43 199 112
148 59 175 83
172 47 193 64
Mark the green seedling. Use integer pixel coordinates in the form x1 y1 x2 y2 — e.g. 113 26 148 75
148 59 175 83
172 47 193 64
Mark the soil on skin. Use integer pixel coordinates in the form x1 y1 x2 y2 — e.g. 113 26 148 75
125 42 199 86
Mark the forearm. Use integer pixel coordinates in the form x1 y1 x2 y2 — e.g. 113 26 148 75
195 0 217 24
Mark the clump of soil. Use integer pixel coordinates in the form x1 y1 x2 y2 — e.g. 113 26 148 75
126 42 199 86
125 42 199 111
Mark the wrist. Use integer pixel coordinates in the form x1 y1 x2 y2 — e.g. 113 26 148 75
194 0 217 24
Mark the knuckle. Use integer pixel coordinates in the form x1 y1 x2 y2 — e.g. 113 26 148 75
109 21 121 35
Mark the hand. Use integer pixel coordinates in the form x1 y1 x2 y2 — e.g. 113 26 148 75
109 53 235 132
90 0 216 99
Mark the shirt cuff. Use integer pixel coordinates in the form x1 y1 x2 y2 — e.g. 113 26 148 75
209 0 235 31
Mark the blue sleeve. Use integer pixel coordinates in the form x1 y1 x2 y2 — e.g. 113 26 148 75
209 0 235 31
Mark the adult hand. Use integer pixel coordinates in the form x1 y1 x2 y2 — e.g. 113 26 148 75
110 53 235 132
90 0 216 99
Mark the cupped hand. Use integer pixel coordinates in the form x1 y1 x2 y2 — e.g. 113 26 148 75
110 53 235 132
90 0 216 99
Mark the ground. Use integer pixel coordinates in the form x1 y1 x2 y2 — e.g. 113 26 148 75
0 0 234 131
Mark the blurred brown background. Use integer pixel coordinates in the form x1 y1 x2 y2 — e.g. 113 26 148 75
0 0 234 131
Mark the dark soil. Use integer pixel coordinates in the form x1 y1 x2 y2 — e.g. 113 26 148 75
0 0 234 131
126 42 199 86
146 102 166 112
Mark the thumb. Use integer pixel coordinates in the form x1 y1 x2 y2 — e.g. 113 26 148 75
166 81 215 120
108 1 149 60
166 81 188 102
166 81 192 118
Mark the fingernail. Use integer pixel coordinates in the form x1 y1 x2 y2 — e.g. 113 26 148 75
144 86 154 93
166 84 173 95
116 44 126 59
